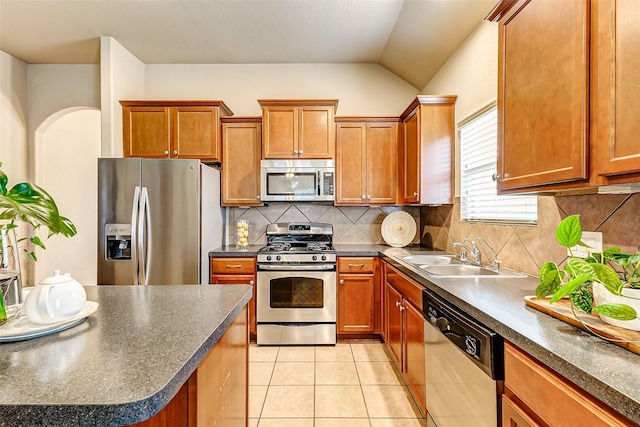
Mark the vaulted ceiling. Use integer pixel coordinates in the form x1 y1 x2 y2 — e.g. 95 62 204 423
0 0 496 89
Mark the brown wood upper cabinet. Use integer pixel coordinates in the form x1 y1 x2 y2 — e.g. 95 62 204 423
335 118 399 206
488 0 640 193
400 96 456 205
221 117 263 206
121 100 233 161
259 99 338 159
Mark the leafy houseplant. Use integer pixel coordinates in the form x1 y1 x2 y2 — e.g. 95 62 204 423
536 215 640 328
0 162 76 319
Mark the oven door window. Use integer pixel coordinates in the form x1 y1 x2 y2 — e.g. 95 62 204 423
266 172 317 196
270 276 324 309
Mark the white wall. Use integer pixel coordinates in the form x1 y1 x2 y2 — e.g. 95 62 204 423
27 64 100 182
145 63 418 116
0 51 28 182
37 109 101 285
422 21 498 123
421 21 498 196
100 37 145 158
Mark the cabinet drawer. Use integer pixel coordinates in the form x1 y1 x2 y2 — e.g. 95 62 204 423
385 265 423 310
211 257 256 274
338 257 375 274
504 342 635 427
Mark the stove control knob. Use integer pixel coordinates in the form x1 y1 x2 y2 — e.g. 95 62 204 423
321 255 326 261
266 255 272 261
312 255 318 261
276 255 282 261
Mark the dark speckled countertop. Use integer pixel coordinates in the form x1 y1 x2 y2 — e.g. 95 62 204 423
379 246 640 424
0 285 251 427
209 243 640 423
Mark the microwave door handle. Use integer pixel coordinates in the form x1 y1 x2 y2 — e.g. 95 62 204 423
317 171 321 196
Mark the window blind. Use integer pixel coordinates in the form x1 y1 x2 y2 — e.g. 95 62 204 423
460 107 537 224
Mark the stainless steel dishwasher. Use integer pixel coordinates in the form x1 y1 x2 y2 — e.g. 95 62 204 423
422 289 504 427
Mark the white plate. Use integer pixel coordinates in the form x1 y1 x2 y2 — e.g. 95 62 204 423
381 211 417 248
0 301 99 343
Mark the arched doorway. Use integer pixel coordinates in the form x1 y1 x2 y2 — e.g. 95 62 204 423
34 108 101 286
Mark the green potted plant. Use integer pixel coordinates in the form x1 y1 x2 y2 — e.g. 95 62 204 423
0 162 76 321
536 215 640 331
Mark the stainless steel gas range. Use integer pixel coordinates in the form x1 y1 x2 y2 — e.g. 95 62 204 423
256 222 337 345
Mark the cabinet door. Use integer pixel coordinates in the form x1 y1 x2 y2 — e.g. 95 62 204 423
262 106 297 158
222 121 263 206
338 274 375 333
298 106 334 158
404 301 426 417
170 107 220 160
367 122 397 204
592 0 640 181
385 283 403 367
496 0 589 191
502 394 541 427
211 274 256 335
403 109 420 204
123 107 170 158
335 123 366 205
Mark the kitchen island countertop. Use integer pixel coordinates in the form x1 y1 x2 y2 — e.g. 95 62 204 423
0 284 252 427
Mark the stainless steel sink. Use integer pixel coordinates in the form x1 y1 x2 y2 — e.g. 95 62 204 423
402 255 457 265
419 264 500 277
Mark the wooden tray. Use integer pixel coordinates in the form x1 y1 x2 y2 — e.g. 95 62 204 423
525 296 640 356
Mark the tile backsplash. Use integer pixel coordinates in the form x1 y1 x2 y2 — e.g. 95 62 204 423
227 204 420 247
226 194 640 279
421 193 640 277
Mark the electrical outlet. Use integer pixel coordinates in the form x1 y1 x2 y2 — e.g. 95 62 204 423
567 231 603 258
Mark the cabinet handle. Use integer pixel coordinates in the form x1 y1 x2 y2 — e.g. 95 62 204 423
294 150 299 155
399 305 405 311
299 150 303 155
413 192 418 196
339 279 345 285
173 150 178 155
225 264 243 268
348 264 365 267
362 195 366 200
257 195 261 200
367 195 371 200
395 301 401 307
249 280 254 285
492 174 500 182
164 150 169 156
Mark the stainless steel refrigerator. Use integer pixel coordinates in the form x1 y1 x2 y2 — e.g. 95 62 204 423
97 158 223 285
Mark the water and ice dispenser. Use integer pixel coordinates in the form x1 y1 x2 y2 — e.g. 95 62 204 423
105 224 132 260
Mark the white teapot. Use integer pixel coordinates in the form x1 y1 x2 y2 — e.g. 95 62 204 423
24 270 87 324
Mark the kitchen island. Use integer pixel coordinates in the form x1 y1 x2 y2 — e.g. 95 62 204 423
0 284 252 427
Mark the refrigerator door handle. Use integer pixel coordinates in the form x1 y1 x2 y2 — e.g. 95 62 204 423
139 187 152 286
130 186 141 286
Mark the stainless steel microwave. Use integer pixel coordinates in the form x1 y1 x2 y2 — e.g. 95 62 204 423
260 159 335 202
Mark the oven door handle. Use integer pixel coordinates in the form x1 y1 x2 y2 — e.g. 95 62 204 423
258 264 335 271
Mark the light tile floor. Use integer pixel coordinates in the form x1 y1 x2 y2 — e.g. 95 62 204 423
249 342 427 427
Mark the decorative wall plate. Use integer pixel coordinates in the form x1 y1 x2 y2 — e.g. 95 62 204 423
381 211 417 248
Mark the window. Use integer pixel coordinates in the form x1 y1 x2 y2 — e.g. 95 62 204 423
459 105 537 223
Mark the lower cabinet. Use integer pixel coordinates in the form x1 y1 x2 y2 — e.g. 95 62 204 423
384 264 426 417
337 257 380 335
129 306 248 427
210 257 257 336
504 342 635 427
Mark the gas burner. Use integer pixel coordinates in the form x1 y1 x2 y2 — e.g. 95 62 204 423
263 242 291 252
258 222 336 264
307 242 331 251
